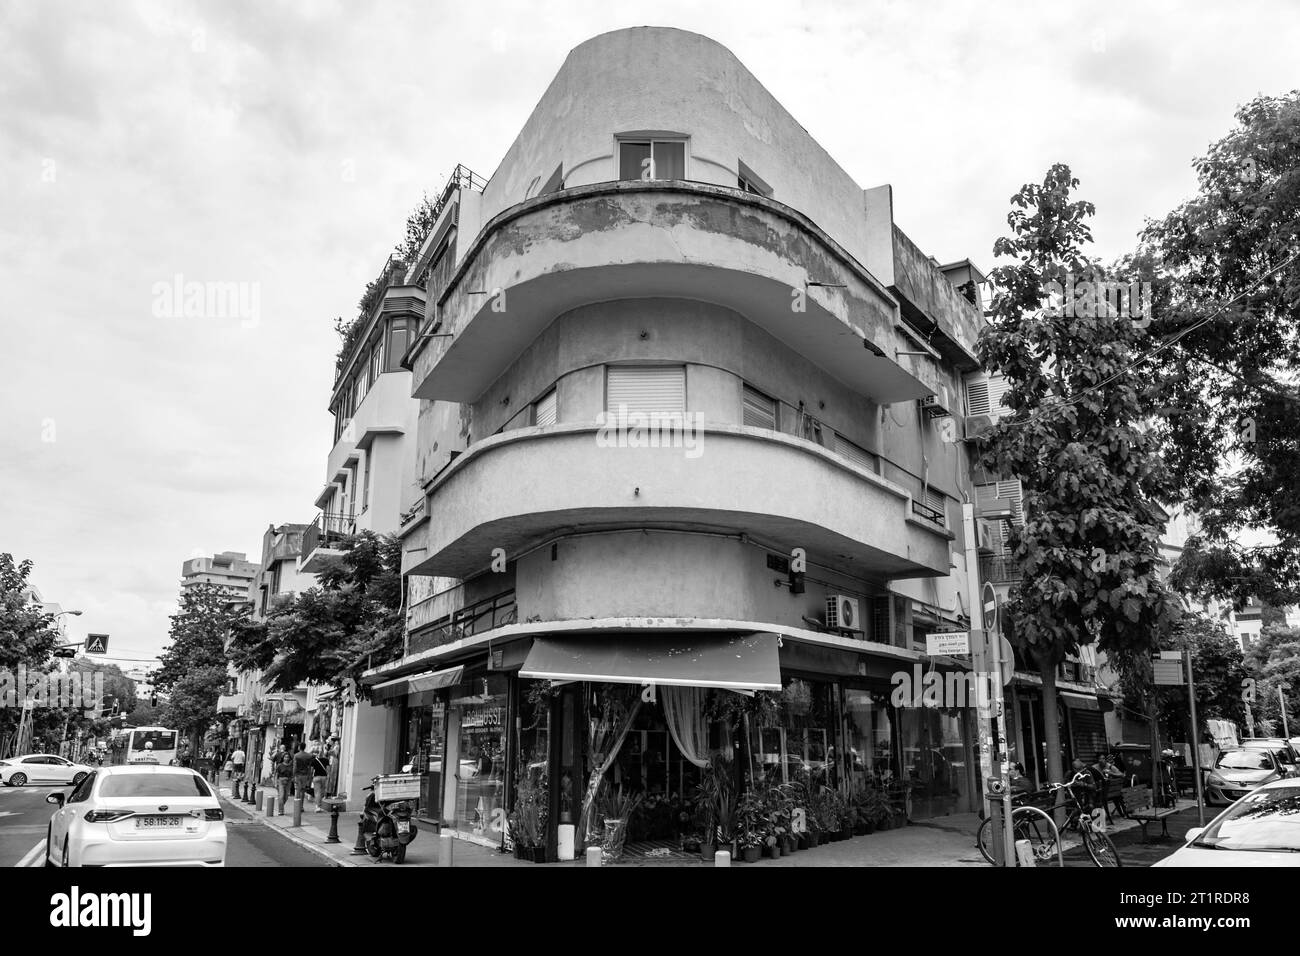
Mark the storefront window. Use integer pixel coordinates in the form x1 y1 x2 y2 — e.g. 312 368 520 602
897 705 973 818
512 681 550 848
450 675 508 841
748 678 838 789
401 703 445 819
843 687 896 791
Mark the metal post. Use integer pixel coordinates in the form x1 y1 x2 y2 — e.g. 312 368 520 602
351 817 368 855
1281 685 1290 739
1185 648 1205 826
439 831 455 867
292 793 303 828
325 803 341 843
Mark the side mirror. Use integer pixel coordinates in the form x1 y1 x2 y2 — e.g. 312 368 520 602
1184 827 1203 842
46 793 65 807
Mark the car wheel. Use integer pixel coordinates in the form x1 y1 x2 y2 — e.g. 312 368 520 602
10 773 26 787
44 825 54 867
72 772 87 785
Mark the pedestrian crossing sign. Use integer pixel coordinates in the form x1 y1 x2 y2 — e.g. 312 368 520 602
85 633 109 654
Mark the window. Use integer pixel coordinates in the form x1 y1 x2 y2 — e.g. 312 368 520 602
386 319 411 373
99 773 212 799
533 388 557 427
68 772 96 804
369 334 385 384
363 452 373 511
618 139 686 181
835 434 877 472
606 365 686 415
966 374 1012 417
742 385 777 429
539 163 564 196
870 597 891 644
270 563 281 596
737 159 772 197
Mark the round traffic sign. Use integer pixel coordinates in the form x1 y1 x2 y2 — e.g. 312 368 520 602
981 582 999 632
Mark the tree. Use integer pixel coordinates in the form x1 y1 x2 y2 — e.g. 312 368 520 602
1138 91 1300 609
0 553 59 671
1146 615 1248 739
979 164 1181 789
155 584 239 756
227 532 403 694
1243 624 1300 734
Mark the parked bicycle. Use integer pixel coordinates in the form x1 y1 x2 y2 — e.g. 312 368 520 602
977 772 1122 867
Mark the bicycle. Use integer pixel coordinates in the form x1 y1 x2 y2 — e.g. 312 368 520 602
977 773 1122 867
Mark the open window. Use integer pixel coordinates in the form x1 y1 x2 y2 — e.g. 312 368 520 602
737 159 772 198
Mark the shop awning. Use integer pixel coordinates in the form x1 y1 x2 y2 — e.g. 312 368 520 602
1062 692 1101 711
216 693 244 714
519 633 782 691
370 665 465 705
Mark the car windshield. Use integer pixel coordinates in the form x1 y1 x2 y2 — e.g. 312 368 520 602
1216 751 1273 771
1192 787 1300 852
99 773 212 798
132 730 176 750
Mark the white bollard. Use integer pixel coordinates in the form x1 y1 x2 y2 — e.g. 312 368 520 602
1015 839 1036 867
557 824 576 861
714 850 731 867
438 831 454 867
585 846 603 866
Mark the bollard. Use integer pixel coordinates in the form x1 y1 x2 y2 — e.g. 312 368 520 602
292 794 303 828
325 803 341 844
351 817 368 855
439 831 454 867
264 793 276 817
585 846 602 867
1015 839 1036 867
714 850 731 867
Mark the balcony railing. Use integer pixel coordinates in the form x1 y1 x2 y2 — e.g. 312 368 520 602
910 499 946 528
407 587 516 656
301 512 357 559
979 554 1017 584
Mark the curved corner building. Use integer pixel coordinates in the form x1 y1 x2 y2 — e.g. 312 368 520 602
366 26 996 854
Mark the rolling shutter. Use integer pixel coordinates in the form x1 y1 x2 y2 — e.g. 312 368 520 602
742 386 777 429
534 389 557 427
606 366 686 415
835 435 875 472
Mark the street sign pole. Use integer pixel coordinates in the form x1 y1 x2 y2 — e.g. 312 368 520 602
1280 686 1290 739
1185 649 1205 826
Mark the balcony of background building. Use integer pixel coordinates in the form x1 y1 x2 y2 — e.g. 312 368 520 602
301 512 356 573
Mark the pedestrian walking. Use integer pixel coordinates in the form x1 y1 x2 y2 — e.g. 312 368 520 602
310 746 328 811
291 743 314 808
275 744 293 813
230 746 246 784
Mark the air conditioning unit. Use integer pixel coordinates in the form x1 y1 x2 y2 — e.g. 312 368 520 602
962 413 994 441
976 519 998 553
826 595 862 632
920 385 954 418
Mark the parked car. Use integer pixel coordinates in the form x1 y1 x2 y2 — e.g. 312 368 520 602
1240 738 1300 775
43 765 226 867
1153 778 1300 866
1204 748 1288 805
0 754 93 787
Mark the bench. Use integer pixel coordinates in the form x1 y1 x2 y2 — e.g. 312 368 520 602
1123 785 1179 842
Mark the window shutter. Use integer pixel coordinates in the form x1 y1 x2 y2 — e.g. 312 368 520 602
742 386 777 429
606 366 686 415
835 435 875 472
534 389 557 427
924 486 945 514
965 376 990 416
988 375 1013 415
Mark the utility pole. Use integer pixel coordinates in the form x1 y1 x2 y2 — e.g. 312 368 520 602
1280 685 1290 739
1185 648 1205 826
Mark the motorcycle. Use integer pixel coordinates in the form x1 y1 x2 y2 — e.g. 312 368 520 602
361 776 418 863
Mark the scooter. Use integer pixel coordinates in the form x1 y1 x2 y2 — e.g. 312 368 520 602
361 777 418 863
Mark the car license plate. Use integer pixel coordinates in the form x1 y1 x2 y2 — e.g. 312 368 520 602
135 816 181 829
396 820 410 834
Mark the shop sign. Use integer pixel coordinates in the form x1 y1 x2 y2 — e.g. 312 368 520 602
375 773 421 801
925 632 970 656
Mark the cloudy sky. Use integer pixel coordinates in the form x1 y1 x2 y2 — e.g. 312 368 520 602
2 0 1297 663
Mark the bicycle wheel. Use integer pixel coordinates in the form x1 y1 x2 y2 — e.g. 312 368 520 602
1012 808 1058 864
1083 828 1122 867
976 815 996 865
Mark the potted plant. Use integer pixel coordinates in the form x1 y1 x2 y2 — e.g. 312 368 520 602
709 755 738 860
856 786 891 834
835 791 854 841
599 785 643 864
735 791 766 863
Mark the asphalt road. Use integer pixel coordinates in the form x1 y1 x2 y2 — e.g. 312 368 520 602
0 783 330 867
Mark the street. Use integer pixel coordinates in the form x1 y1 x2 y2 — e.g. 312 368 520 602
0 785 331 868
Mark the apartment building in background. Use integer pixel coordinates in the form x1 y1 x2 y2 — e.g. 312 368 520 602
181 551 259 604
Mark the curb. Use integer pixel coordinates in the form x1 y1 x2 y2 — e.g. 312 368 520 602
219 792 355 868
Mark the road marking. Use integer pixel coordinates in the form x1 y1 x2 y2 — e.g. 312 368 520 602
15 840 46 868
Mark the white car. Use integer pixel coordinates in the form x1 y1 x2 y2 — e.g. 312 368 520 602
0 754 93 787
43 765 227 867
1152 778 1300 867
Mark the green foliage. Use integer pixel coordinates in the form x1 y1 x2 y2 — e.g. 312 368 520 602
1244 624 1300 732
227 532 404 694
155 583 242 744
1138 91 1300 607
979 164 1179 678
0 553 59 672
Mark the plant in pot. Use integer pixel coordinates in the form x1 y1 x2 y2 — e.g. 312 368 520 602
735 791 767 863
856 786 891 834
694 771 719 862
598 784 643 864
834 790 853 841
708 754 738 860
816 786 842 840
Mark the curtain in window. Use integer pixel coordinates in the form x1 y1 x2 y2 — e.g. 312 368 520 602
661 686 709 769
578 686 642 847
652 141 685 180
